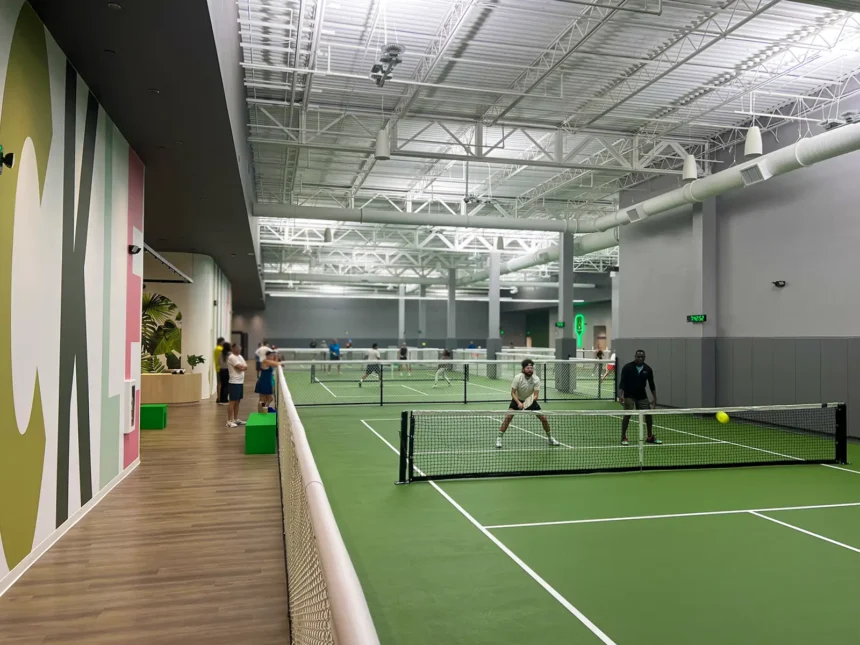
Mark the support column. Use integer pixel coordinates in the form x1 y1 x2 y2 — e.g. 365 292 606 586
446 269 457 350
398 285 406 344
418 285 427 346
555 233 577 392
486 253 502 372
555 233 577 359
611 269 620 347
690 198 717 407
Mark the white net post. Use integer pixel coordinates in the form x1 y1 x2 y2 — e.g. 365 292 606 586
638 411 645 468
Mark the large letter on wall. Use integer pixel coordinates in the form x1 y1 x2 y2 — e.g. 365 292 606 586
55 62 100 526
0 3 50 570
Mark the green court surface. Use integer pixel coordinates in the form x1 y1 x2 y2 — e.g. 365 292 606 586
299 400 860 645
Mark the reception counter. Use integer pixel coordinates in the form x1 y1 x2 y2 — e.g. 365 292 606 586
141 373 202 405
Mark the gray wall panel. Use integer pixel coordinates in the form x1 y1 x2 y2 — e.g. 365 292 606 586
820 339 848 405
751 339 774 406
685 338 702 408
794 340 822 404
671 339 687 408
656 339 673 405
847 339 860 438
731 339 754 406
702 338 716 408
771 340 796 405
716 338 733 408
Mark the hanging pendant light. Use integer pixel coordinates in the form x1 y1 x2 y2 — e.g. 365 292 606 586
682 154 698 182
744 126 763 157
375 129 391 160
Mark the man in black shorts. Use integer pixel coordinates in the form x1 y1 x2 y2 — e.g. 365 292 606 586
618 349 661 446
397 342 411 375
359 343 382 386
496 359 559 448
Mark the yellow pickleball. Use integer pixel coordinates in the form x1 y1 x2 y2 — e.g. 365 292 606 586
716 411 729 424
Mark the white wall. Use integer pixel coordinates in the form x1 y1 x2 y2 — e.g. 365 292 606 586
143 253 232 399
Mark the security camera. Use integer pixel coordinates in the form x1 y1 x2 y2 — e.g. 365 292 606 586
128 244 142 255
0 144 14 175
772 280 786 288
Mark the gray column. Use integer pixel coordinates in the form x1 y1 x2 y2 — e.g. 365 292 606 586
554 233 577 393
611 270 620 346
418 285 427 344
446 269 457 350
485 252 502 363
555 232 577 360
689 197 717 407
398 285 406 344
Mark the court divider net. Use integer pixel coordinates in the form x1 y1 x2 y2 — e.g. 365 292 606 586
280 358 616 406
396 403 848 483
275 366 381 645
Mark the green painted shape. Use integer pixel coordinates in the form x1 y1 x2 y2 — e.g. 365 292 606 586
574 313 586 348
140 404 167 430
297 403 860 645
0 3 51 570
100 120 120 488
244 425 276 454
246 412 276 428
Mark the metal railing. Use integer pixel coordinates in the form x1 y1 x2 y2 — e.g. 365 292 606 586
276 366 381 645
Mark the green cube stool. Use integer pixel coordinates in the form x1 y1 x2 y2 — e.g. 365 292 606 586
140 404 167 430
245 412 277 454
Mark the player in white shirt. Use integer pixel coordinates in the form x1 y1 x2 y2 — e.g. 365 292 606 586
359 343 382 386
497 359 558 449
226 344 248 428
600 351 617 384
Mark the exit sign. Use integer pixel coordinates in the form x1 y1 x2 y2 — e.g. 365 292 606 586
555 321 565 328
686 314 707 323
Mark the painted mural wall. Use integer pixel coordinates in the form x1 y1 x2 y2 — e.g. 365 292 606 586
0 1 144 586
143 252 232 399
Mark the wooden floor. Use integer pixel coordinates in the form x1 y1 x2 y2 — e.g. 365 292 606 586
0 388 290 645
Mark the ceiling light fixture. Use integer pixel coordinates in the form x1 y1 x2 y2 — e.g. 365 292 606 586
107 2 123 10
148 88 160 95
370 43 405 87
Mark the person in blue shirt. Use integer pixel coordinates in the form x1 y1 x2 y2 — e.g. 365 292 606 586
328 338 341 374
467 341 476 349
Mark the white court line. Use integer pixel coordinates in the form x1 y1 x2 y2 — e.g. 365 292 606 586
749 511 860 554
399 384 429 396
360 419 618 645
485 501 860 530
468 382 511 394
318 381 338 398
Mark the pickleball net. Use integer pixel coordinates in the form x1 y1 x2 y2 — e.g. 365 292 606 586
397 404 848 483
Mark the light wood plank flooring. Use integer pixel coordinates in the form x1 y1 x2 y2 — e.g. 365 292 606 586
0 388 289 644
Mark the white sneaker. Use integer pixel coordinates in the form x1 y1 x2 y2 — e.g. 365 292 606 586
234 419 247 426
548 436 560 446
496 437 503 449
226 421 238 428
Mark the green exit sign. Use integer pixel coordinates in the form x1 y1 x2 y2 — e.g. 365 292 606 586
555 321 565 328
687 314 707 323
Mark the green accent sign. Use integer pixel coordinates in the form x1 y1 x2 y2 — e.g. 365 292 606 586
500 329 505 335
555 321 565 328
686 314 707 323
574 314 586 348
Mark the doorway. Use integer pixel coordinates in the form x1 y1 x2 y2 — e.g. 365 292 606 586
594 325 607 353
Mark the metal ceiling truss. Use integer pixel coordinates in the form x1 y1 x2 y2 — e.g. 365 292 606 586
241 0 860 295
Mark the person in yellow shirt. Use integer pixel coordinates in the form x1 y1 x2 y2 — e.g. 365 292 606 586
214 337 229 404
